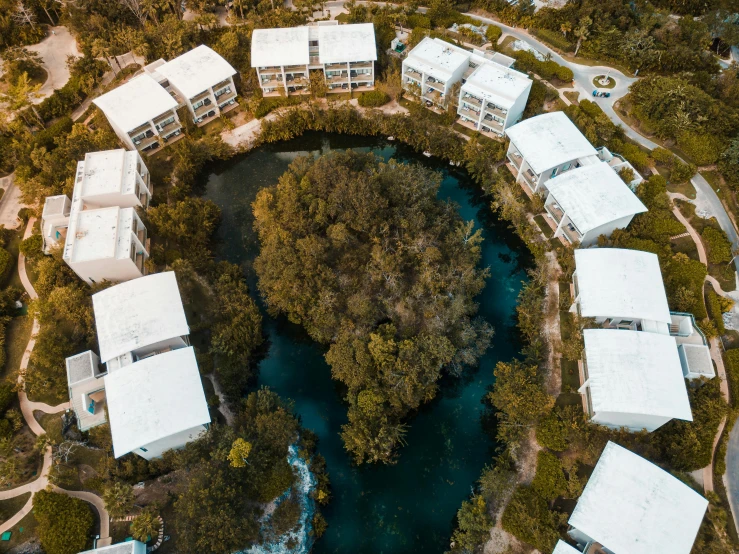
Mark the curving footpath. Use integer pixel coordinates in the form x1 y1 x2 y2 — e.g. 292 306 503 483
0 218 111 545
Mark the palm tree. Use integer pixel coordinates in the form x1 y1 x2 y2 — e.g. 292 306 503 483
573 16 592 57
103 482 135 518
560 22 572 38
131 509 160 542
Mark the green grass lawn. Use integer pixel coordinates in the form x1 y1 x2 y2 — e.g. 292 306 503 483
666 178 696 200
0 506 37 553
591 76 616 89
0 492 30 521
2 316 32 381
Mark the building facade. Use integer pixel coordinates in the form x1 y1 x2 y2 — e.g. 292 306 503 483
251 22 377 96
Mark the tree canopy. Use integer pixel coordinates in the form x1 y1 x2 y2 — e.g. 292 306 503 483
34 489 94 554
254 150 492 463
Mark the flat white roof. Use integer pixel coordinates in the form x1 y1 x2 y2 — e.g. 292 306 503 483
318 23 377 64
680 343 714 376
79 149 138 199
105 347 210 458
92 272 189 363
546 163 647 236
574 248 671 324
251 26 310 67
462 61 531 109
583 329 692 422
552 541 581 554
156 45 236 100
66 206 133 263
80 541 145 554
405 37 470 82
505 111 598 174
570 441 708 554
93 74 178 133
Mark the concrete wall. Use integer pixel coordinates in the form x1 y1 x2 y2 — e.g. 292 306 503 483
505 79 532 129
132 336 188 361
68 256 144 286
579 213 636 247
591 410 670 432
134 424 208 460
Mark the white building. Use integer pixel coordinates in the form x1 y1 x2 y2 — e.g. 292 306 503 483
65 351 106 432
251 22 377 96
567 441 708 554
105 346 210 460
402 37 471 108
40 150 152 284
94 74 183 155
552 541 581 554
457 59 531 136
580 329 693 431
147 45 238 127
80 540 147 554
543 163 647 246
66 272 210 460
92 271 190 369
505 111 599 193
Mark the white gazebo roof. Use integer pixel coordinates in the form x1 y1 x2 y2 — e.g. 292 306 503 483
92 272 189 363
569 441 708 554
462 61 531 109
552 541 581 554
583 329 692 422
93 74 177 133
318 23 377 64
251 26 310 67
405 37 470 82
156 45 236 100
574 248 671 324
105 346 210 458
505 111 597 174
546 163 647 236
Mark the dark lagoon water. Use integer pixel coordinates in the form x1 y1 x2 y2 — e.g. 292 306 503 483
202 132 530 554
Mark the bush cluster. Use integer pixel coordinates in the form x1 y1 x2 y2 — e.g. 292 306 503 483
357 90 390 108
702 227 733 264
512 50 574 83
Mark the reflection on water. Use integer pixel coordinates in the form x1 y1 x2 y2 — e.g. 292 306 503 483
203 132 531 554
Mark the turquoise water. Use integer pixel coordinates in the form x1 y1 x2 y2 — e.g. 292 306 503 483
203 132 530 553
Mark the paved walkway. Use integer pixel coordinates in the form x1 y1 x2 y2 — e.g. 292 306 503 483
26 26 82 104
0 218 111 545
0 174 26 230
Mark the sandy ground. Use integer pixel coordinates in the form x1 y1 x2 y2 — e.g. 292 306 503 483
26 26 81 104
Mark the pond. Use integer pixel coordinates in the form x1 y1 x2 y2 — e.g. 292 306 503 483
202 132 530 554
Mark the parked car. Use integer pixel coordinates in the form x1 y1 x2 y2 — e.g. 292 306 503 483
592 90 611 98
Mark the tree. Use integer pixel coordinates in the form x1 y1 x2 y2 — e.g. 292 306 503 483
1 72 42 125
131 509 160 542
228 438 252 467
254 151 492 462
531 451 567 501
34 489 93 554
573 16 592 57
501 486 559 552
719 138 739 186
11 2 36 28
450 495 493 552
119 0 148 25
103 481 135 518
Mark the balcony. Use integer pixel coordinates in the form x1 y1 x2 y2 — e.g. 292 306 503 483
459 105 480 118
461 94 482 107
213 78 231 91
135 133 159 150
545 201 564 224
194 109 218 126
521 168 538 190
214 89 236 103
351 61 373 68
560 220 582 244
352 83 374 92
405 67 422 80
258 66 281 74
72 384 107 432
190 90 211 104
485 104 507 118
422 89 443 105
670 312 707 345
326 74 348 84
479 121 503 137
284 64 307 72
325 62 347 70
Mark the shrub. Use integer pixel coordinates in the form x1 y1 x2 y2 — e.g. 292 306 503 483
725 349 739 408
706 289 726 335
451 495 493 551
407 14 431 29
536 411 568 451
485 24 502 44
670 160 696 183
619 143 650 172
501 485 559 552
651 147 675 166
702 227 733 264
678 132 724 166
0 248 13 284
618 166 636 184
532 451 567 501
0 383 15 414
358 90 391 108
512 51 573 82
34 489 93 554
531 28 575 52
19 234 42 260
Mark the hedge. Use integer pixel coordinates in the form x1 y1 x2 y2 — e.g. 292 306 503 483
485 25 502 44
725 349 739 408
501 485 559 552
531 28 575 52
512 50 574 83
531 451 567 501
358 90 390 108
702 227 733 264
707 289 726 335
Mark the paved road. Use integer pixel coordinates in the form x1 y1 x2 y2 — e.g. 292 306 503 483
26 26 82 104
727 423 739 534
